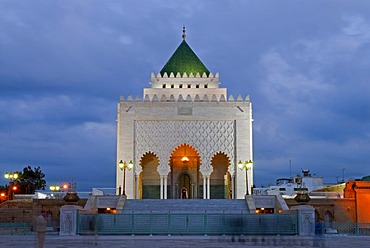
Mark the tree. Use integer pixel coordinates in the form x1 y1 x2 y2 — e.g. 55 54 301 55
17 166 46 194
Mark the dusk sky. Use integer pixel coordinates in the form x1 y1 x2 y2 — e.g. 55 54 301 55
1 1 369 191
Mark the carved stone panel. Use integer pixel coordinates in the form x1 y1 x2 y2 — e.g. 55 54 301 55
135 120 235 176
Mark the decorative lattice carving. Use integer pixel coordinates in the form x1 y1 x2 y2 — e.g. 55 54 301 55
135 120 235 176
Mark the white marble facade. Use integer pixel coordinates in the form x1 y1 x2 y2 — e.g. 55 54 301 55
116 72 254 199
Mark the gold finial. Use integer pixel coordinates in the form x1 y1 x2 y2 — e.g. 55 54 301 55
182 26 186 40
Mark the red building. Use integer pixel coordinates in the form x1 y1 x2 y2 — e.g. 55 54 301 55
344 176 370 223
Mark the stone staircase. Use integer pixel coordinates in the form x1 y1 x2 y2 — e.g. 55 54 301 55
122 199 249 214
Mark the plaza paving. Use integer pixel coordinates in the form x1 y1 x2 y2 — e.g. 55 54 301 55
1 234 370 248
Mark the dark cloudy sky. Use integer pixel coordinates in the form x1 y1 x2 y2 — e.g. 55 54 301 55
1 1 369 191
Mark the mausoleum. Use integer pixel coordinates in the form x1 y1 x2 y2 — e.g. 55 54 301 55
116 29 253 199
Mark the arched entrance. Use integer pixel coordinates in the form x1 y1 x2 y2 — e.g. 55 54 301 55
210 152 231 199
169 144 201 199
139 152 160 199
178 173 191 199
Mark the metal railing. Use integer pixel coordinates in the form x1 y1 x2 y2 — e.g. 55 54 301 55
0 222 33 235
316 222 370 236
77 212 298 236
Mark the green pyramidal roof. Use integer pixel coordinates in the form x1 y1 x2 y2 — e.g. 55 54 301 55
160 40 210 77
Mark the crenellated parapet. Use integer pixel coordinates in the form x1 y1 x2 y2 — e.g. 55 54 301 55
152 71 219 79
150 72 220 89
119 94 250 103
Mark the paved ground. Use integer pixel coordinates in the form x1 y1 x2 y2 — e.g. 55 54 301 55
1 234 370 248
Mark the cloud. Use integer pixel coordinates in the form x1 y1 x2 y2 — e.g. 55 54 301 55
118 35 134 45
260 50 331 107
0 94 117 188
253 13 370 185
342 15 370 39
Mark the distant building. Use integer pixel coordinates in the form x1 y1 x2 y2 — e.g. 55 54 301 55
254 170 324 196
116 29 253 199
282 175 370 229
343 176 370 223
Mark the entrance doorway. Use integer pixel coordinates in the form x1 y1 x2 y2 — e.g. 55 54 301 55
210 152 231 199
139 152 160 199
169 144 200 199
179 173 191 199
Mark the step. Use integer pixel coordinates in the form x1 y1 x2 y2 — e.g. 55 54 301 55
122 199 249 214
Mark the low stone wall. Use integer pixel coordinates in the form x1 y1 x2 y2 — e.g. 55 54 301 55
0 198 87 232
286 198 355 223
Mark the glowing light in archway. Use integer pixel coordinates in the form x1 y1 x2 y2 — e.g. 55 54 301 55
181 146 189 162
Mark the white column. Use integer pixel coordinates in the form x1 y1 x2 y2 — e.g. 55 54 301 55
164 177 168 199
207 177 210 199
231 175 235 199
135 175 139 199
203 177 206 199
160 176 164 199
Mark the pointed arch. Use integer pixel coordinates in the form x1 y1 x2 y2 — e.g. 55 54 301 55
168 143 202 166
139 151 160 199
210 151 232 199
210 151 231 165
177 172 192 199
168 143 201 199
139 151 160 166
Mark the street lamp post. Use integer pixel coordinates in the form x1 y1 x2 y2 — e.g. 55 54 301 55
238 160 253 195
50 185 61 192
4 172 19 200
119 160 133 196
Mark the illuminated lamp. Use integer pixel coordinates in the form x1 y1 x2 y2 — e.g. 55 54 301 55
181 156 189 162
182 146 189 163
